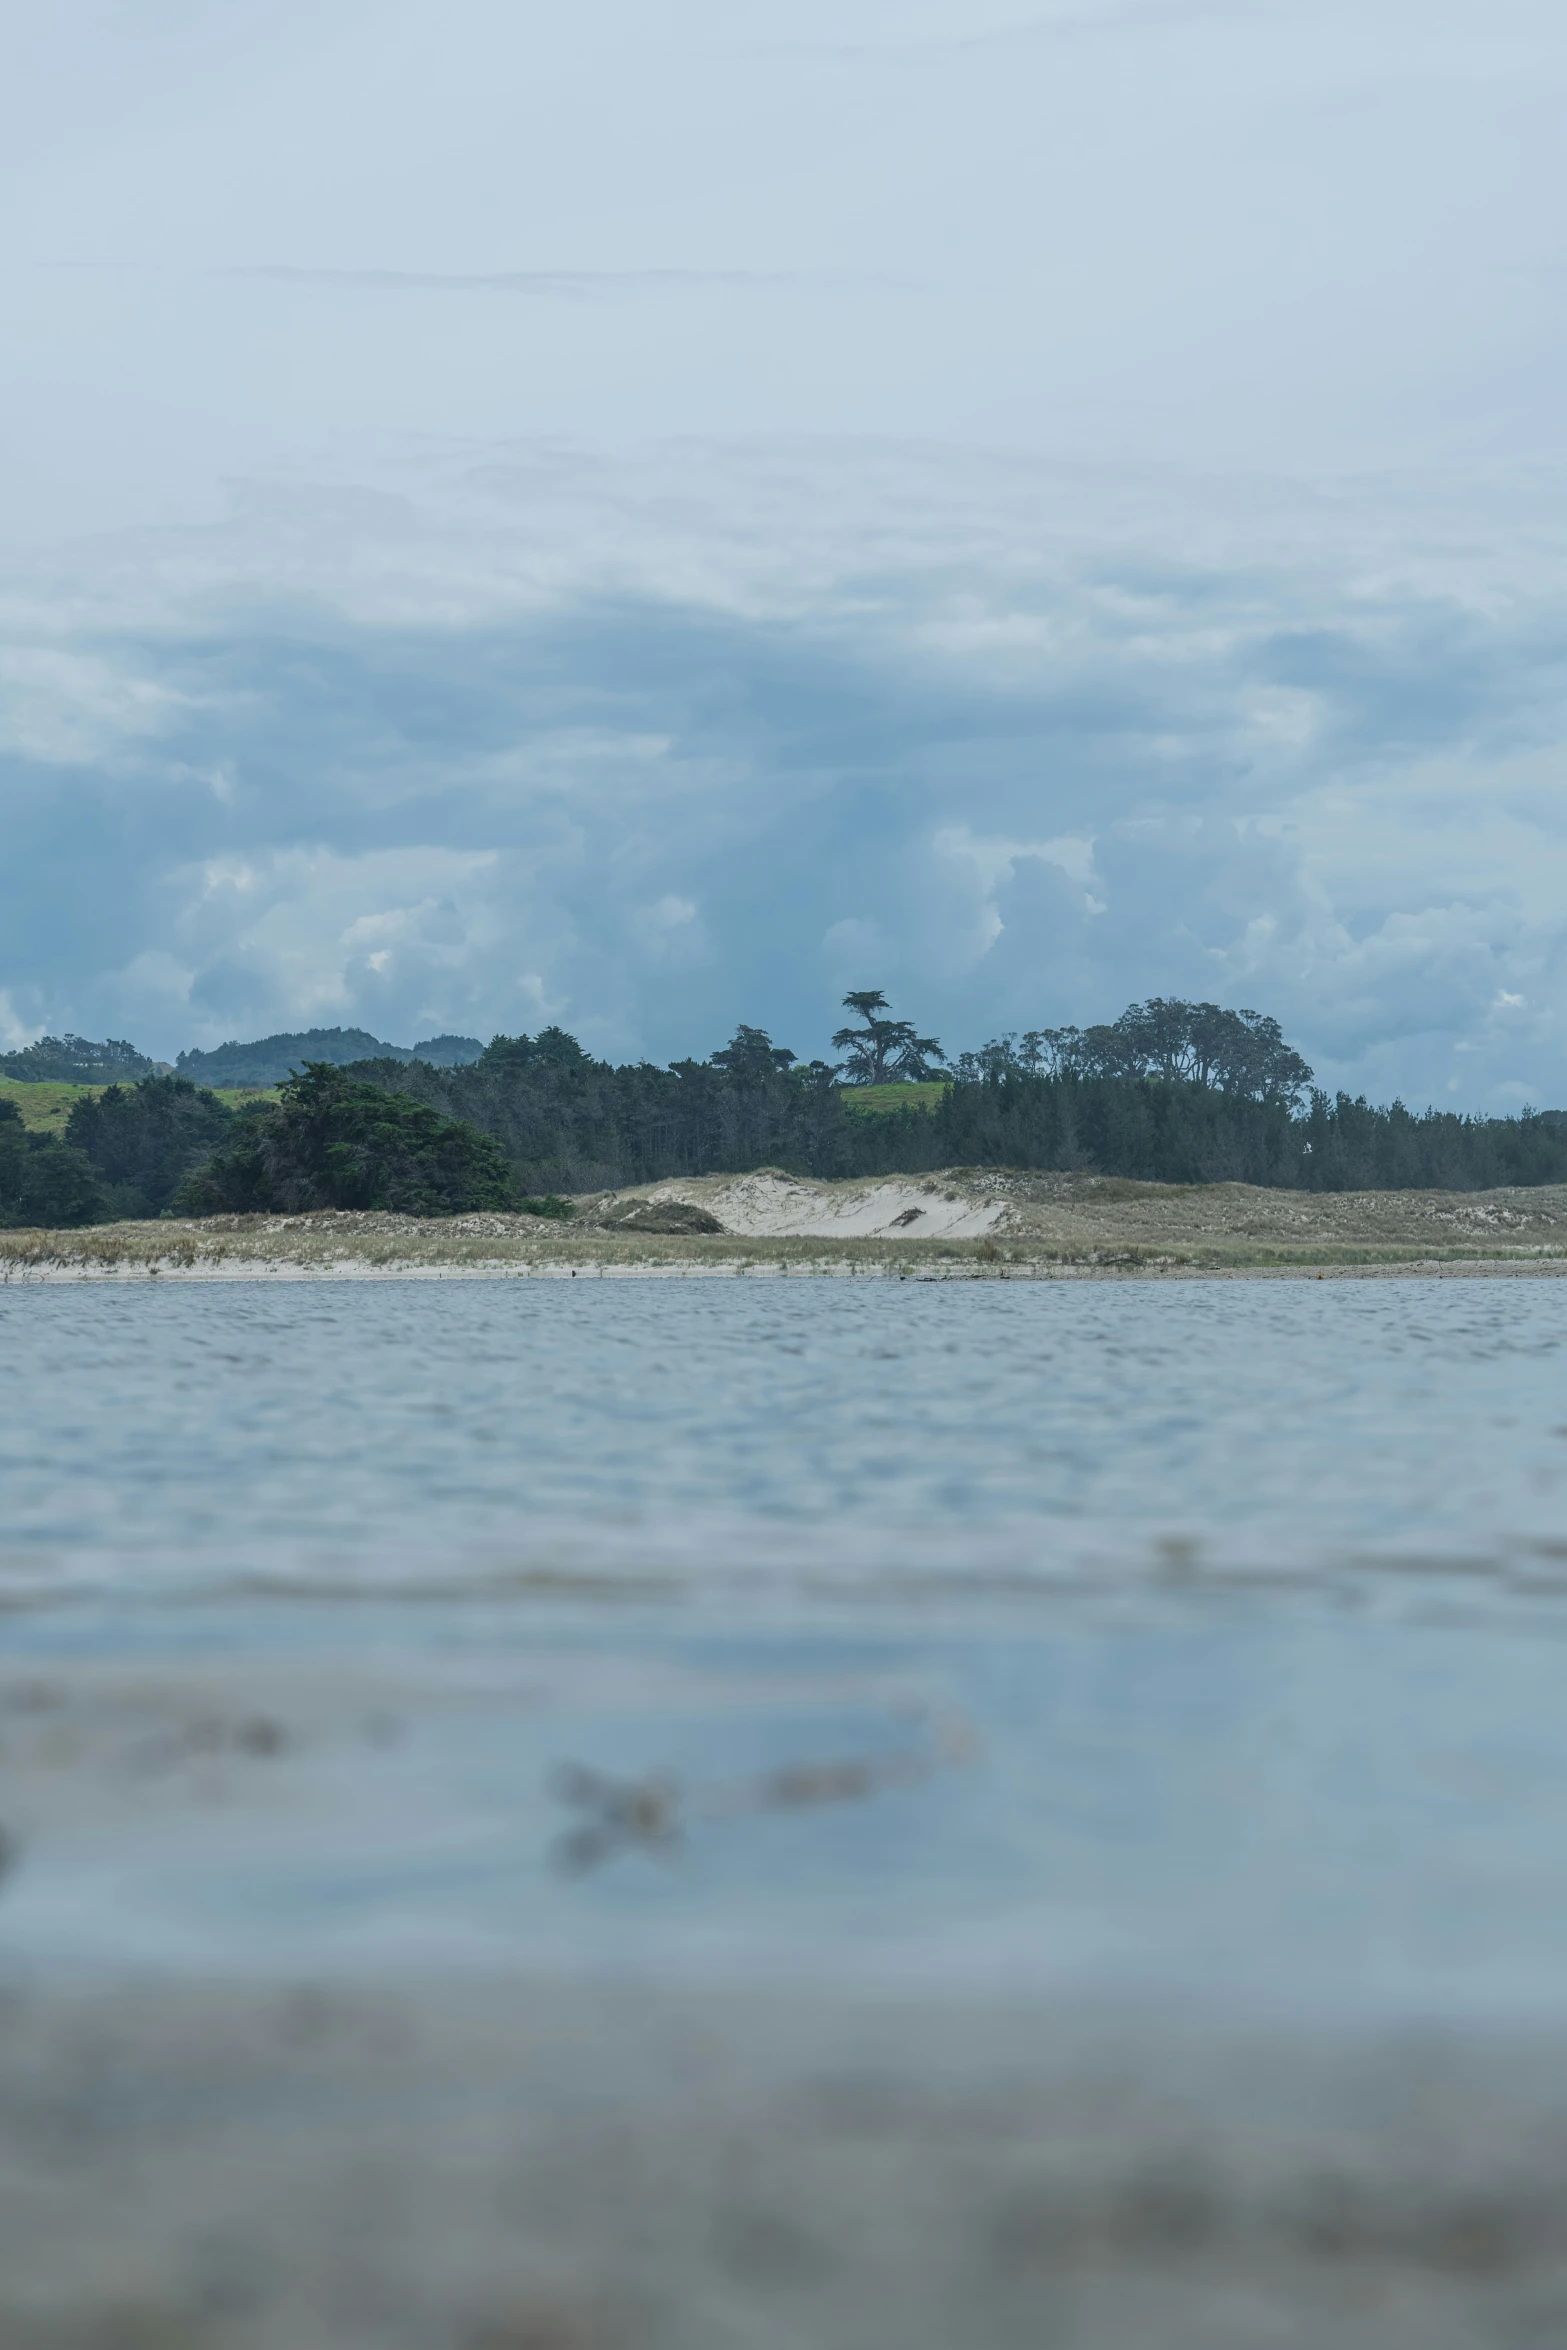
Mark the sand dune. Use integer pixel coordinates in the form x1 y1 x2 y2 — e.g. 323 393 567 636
6 1166 1567 1278
587 1168 1008 1239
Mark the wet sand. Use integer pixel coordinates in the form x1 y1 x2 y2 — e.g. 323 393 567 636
6 1968 1567 2348
7 1615 1567 2349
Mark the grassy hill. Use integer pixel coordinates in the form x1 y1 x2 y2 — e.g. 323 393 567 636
6 1073 945 1136
0 1079 276 1134
838 1081 950 1116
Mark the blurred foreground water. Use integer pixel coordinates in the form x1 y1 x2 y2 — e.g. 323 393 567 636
5 1277 1567 2347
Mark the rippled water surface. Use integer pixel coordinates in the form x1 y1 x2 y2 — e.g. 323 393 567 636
6 1277 1567 1592
5 1276 1567 2011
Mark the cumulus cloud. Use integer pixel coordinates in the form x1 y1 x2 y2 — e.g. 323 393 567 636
2 441 1566 1104
3 0 1567 1104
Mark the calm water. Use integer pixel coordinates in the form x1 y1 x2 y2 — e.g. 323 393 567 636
4 1276 1567 2014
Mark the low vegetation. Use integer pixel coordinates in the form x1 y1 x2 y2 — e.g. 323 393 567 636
7 1167 1567 1283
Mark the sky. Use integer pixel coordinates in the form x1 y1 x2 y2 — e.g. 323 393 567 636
3 0 1567 1105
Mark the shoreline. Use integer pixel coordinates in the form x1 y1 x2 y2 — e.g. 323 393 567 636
7 1238 1567 1284
8 1253 1567 1282
9 1167 1567 1282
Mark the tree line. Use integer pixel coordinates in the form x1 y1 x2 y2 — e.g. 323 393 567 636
947 999 1313 1102
0 1024 487 1089
0 1034 157 1083
4 993 1566 1228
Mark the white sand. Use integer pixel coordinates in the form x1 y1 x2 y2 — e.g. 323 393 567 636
616 1169 1008 1239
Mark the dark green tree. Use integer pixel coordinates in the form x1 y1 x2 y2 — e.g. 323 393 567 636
709 1024 797 1080
1109 999 1313 1101
176 1063 518 1217
0 1100 105 1228
66 1075 234 1220
965 1002 1313 1104
475 1026 591 1077
831 992 946 1085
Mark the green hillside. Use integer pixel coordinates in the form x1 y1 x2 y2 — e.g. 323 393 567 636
0 1079 276 1135
838 1081 950 1116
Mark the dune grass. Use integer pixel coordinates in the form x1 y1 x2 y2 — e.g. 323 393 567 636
5 1203 1567 1283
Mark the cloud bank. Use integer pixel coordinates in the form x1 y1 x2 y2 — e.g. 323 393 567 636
4 0 1567 1105
3 442 1567 1106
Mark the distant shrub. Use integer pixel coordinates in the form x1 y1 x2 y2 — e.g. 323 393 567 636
176 1063 517 1217
0 1099 105 1227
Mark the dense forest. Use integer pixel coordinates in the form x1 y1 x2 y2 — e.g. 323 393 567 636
65 1076 234 1222
4 995 1567 1228
922 1070 1567 1192
344 1025 862 1194
178 1065 541 1219
348 1002 1567 1199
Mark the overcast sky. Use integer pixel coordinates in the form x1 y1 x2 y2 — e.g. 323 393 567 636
4 0 1567 1102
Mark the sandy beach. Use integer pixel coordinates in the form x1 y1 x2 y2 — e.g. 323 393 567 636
7 1166 1567 1281
7 1965 1567 2350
